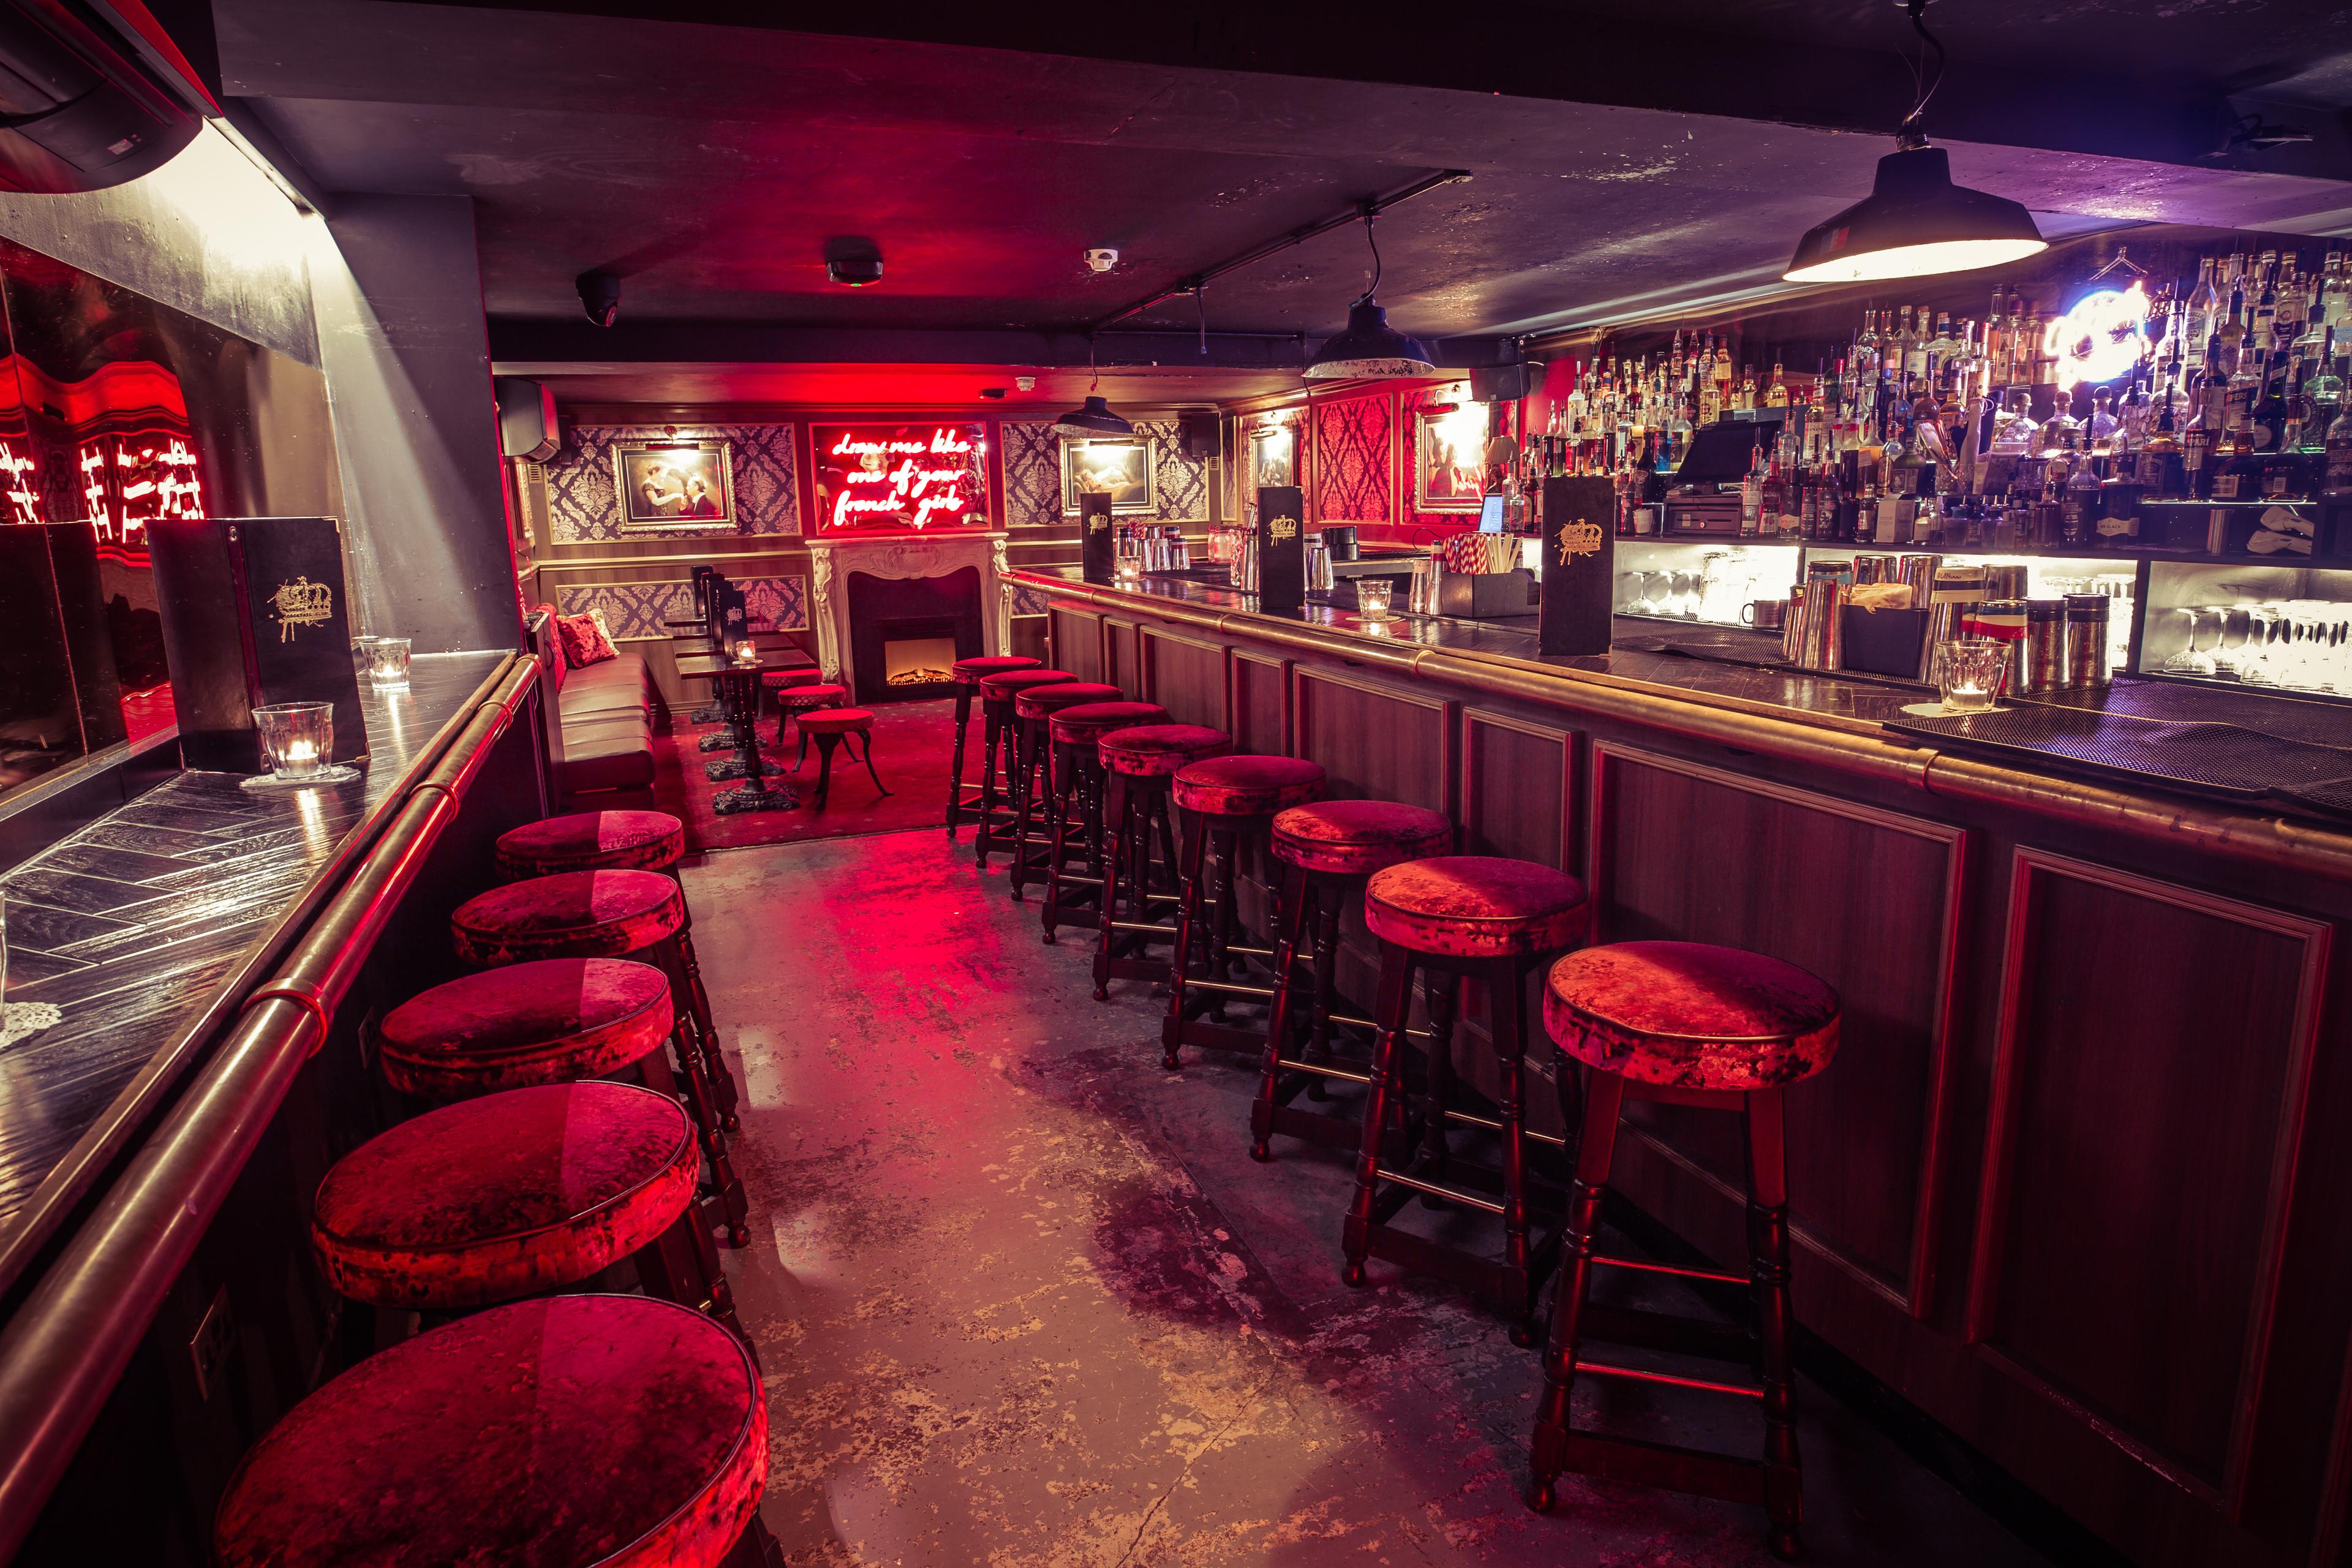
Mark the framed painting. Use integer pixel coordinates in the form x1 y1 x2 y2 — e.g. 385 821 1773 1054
1413 402 1490 513
1061 436 1155 515
1251 424 1295 489
612 437 735 530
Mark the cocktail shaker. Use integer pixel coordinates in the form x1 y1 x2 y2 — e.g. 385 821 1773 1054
2064 594 2112 689
2015 599 2068 695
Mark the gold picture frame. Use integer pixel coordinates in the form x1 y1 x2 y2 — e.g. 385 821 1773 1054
613 437 736 531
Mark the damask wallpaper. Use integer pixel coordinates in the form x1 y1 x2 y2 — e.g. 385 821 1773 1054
541 423 802 543
1311 393 1394 526
999 419 1211 529
556 575 808 640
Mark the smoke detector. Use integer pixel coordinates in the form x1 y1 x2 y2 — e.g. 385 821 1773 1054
1084 247 1119 273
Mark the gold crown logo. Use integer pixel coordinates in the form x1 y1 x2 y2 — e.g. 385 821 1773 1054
1088 512 1109 532
270 575 334 642
1268 514 1299 541
1555 519 1605 562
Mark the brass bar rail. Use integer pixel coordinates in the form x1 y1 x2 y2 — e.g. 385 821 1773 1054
1008 570 2352 884
0 653 538 1561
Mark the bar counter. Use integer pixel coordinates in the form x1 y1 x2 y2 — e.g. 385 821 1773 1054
1008 564 2352 1568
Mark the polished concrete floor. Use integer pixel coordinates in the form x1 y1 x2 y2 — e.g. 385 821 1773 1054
687 829 2056 1568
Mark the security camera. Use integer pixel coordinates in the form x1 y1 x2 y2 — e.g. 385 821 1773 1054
576 270 620 328
1084 247 1119 273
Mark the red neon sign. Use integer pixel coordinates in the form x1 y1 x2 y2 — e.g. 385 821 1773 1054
812 422 988 534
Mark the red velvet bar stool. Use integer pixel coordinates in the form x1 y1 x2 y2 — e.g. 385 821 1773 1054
496 810 742 1132
1251 800 1454 1163
796 707 888 809
776 681 851 764
1162 754 1325 1069
1039 699 1168 944
1008 681 1124 899
1340 856 1591 1342
214 1295 775 1568
1091 723 1229 1000
379 957 675 1101
947 654 1040 838
1529 941 1841 1560
974 669 1075 865
312 1081 744 1345
451 870 749 1246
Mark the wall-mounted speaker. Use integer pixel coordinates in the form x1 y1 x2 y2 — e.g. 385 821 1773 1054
1180 412 1221 460
494 377 560 461
1469 363 1534 402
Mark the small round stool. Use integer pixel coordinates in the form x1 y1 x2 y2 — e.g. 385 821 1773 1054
948 655 1041 837
451 870 747 1246
311 1081 741 1341
974 669 1076 864
1039 699 1168 944
495 810 742 1129
1251 800 1453 1163
776 682 850 763
1008 682 1123 899
379 957 673 1100
1161 755 1324 1069
1092 724 1230 1001
1340 856 1590 1341
796 707 887 809
213 1295 772 1568
1529 941 1840 1559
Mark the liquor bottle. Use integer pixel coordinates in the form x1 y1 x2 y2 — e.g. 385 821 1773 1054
1713 342 1733 413
2219 278 2247 374
2061 436 2101 546
1906 307 1932 379
1740 443 1765 536
2277 254 2306 344
2324 253 2352 330
2327 391 2352 492
2253 253 2280 353
2185 256 2222 353
2137 396 2182 497
2225 347 2265 451
1765 361 1788 408
2097 450 2142 545
1983 289 2005 383
2302 337 2343 453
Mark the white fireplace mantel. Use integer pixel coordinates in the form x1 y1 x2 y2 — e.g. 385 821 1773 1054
804 530 1011 692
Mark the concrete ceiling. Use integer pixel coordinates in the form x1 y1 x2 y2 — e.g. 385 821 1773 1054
213 0 2352 379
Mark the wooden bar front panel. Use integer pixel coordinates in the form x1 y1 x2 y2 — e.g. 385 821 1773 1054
1049 606 1102 684
1140 627 1227 730
1293 667 1452 813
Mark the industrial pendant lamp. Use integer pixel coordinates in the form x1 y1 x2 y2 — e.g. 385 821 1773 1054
1305 213 1436 381
1782 0 2045 285
1053 339 1134 438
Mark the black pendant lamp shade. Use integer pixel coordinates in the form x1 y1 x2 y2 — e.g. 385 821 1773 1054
1784 142 2045 284
1051 393 1134 438
1305 300 1437 381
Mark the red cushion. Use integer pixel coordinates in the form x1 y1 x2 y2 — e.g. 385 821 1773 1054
778 683 848 707
497 810 684 878
379 957 674 1100
1363 855 1589 959
452 870 683 966
214 1296 765 1568
312 1082 696 1308
1172 754 1325 816
1014 681 1123 719
1049 700 1169 745
1544 941 1840 1090
795 707 873 735
978 669 1075 702
1272 799 1453 876
952 654 1041 682
1098 724 1231 777
554 610 618 667
759 668 827 689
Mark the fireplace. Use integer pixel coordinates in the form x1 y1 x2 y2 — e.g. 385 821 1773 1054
846 567 983 703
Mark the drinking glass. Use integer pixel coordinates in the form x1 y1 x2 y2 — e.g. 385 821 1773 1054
1356 579 1395 622
366 636 413 687
2162 608 2218 675
254 703 334 780
1937 639 2008 713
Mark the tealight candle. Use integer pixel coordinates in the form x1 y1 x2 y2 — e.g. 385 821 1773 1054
1936 639 2007 715
254 703 334 780
366 636 412 688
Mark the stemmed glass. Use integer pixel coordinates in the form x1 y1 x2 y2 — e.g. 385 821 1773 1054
2162 607 2219 675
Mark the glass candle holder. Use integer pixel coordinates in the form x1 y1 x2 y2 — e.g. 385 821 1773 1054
352 635 384 671
731 639 759 666
254 703 334 779
366 636 412 687
1356 579 1395 622
1936 638 2007 714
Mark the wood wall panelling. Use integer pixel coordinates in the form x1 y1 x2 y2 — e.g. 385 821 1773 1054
1965 849 2331 1508
1050 607 1104 684
1586 743 1966 1318
1292 666 1453 815
1139 627 1229 731
1104 618 1140 696
1230 651 1291 755
1461 709 1577 869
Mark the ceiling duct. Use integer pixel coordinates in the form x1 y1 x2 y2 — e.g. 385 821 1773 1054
0 1 216 194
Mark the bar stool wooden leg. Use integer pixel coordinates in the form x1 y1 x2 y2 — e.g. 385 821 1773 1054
1010 722 1044 898
1418 970 1458 1196
1042 741 1077 941
946 685 975 836
632 1210 751 1359
1747 1086 1803 1558
1488 957 1540 1345
1341 941 1415 1287
976 708 1006 863
1528 1069 1625 1513
1161 813 1213 1069
1250 863 1317 1161
667 925 740 1130
1093 776 1129 999
1305 892 1344 1096
644 1018 752 1248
